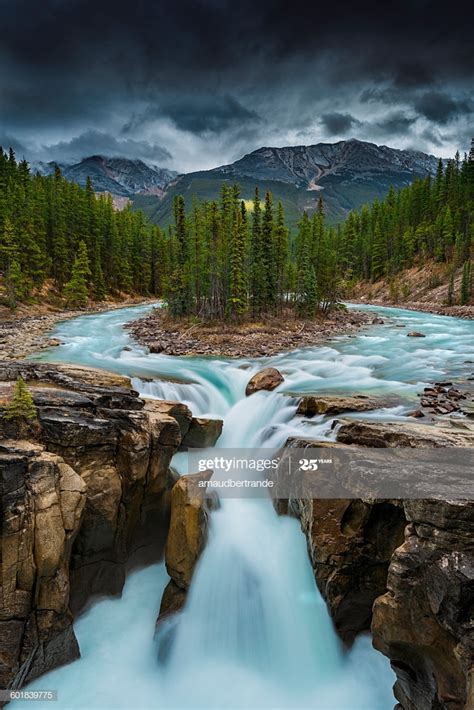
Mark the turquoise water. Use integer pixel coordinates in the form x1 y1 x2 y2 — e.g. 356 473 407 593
18 303 473 710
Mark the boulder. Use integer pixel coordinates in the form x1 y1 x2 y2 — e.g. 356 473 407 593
296 394 382 417
180 417 223 448
146 399 193 439
245 367 284 396
407 409 425 418
407 331 426 337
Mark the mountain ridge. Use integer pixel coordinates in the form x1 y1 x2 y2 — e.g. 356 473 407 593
211 139 439 188
34 139 441 226
143 138 440 226
35 155 179 199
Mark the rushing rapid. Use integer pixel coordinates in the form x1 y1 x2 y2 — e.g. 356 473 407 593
18 302 474 709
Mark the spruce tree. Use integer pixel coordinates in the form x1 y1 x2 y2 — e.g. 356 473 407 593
5 377 37 420
0 217 25 308
250 188 264 316
227 209 248 321
261 190 276 309
63 240 91 307
274 202 289 310
460 260 471 305
168 196 191 317
371 220 386 281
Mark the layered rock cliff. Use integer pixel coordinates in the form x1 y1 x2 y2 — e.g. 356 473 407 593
373 499 474 710
0 361 222 690
282 417 474 710
1 442 86 689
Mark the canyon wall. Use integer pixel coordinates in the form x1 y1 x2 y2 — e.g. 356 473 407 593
0 361 221 689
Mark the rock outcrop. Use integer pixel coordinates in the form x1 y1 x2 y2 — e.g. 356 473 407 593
372 500 474 710
0 361 216 689
180 417 223 449
280 438 407 643
245 367 284 396
147 400 223 449
335 418 474 448
0 441 86 688
158 471 217 620
282 418 474 709
296 394 383 417
289 495 406 644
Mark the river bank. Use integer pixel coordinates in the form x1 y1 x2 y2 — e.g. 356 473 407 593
125 307 372 357
355 297 474 319
349 264 474 319
0 297 157 361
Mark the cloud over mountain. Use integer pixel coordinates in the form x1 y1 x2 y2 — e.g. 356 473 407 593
0 0 472 170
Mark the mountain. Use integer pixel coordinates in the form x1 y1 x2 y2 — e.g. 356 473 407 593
36 155 178 200
138 139 440 227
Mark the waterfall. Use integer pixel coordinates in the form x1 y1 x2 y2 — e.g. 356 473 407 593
19 302 474 709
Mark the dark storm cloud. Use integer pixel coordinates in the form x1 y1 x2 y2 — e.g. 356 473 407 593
320 113 361 135
0 0 472 166
123 95 260 136
375 112 418 135
414 91 472 125
420 128 445 148
393 64 435 90
0 133 27 155
45 131 172 164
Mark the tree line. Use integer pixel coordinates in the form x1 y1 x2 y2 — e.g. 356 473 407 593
1 143 473 315
166 187 340 319
0 148 340 317
337 144 474 303
0 147 169 308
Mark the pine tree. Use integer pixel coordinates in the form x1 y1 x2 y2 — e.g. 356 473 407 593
371 219 386 281
5 377 37 420
63 240 91 307
168 196 191 317
249 188 264 316
460 260 471 305
274 202 289 310
227 209 248 321
447 270 455 306
261 190 276 309
0 217 26 308
295 212 317 316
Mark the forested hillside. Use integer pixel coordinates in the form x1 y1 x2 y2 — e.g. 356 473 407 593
0 144 472 316
0 148 169 307
337 147 474 304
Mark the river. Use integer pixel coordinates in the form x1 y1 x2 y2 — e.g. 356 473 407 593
15 303 474 710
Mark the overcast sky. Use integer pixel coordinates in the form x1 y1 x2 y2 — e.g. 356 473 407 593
0 0 472 172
